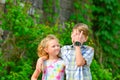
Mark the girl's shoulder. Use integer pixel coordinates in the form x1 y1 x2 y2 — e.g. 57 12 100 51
43 58 64 64
43 58 65 67
57 58 66 66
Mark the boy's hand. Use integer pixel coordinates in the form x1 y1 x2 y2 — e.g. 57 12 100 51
71 29 81 43
71 29 87 44
36 58 43 72
74 30 84 44
36 56 47 72
77 30 83 43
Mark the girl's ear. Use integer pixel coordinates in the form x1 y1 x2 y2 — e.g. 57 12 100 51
44 48 48 53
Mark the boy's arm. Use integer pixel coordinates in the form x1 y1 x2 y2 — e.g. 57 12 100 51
75 46 86 66
83 47 94 66
74 31 86 66
36 56 47 72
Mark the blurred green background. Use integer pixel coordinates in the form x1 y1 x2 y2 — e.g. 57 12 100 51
0 0 120 80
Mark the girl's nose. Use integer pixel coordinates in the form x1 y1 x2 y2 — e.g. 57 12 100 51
56 46 60 49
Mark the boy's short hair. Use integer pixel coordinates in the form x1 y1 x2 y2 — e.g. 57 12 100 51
73 23 89 37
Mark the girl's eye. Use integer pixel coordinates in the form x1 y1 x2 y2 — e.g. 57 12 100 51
52 45 60 48
52 45 55 48
57 45 60 47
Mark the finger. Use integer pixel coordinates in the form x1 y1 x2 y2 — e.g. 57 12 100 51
78 31 83 43
80 31 83 38
76 29 79 35
81 38 83 44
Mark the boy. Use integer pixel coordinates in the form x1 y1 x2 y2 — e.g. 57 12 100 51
36 23 94 80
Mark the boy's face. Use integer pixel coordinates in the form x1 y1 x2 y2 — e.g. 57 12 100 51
71 29 88 44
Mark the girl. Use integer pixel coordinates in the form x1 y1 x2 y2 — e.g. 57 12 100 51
31 34 65 80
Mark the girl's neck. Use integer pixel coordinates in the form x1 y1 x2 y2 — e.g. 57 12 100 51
48 56 59 61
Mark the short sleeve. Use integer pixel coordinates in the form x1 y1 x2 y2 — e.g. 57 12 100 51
59 59 66 66
59 45 72 64
60 46 66 58
83 46 94 66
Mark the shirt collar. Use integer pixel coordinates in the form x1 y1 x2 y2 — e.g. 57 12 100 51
71 44 86 49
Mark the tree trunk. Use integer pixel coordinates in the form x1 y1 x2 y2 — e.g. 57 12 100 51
59 0 74 26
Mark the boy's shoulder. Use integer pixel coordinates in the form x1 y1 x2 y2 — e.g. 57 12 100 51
83 45 94 50
61 45 94 51
61 45 73 49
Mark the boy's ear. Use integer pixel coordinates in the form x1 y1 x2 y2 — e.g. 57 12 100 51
84 36 88 42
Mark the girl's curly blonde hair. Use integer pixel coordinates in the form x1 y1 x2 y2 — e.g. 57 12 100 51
37 34 59 59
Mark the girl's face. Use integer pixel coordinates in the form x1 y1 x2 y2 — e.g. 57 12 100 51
45 39 60 57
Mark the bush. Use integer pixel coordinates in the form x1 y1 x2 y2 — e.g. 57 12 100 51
91 60 112 80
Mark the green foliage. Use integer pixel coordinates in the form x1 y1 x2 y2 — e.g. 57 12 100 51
92 0 120 78
0 57 32 80
70 0 93 26
58 22 74 45
91 60 112 80
42 0 60 25
6 60 32 80
1 0 37 61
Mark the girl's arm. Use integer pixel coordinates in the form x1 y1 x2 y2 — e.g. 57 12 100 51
31 68 41 80
31 59 43 80
36 56 47 72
